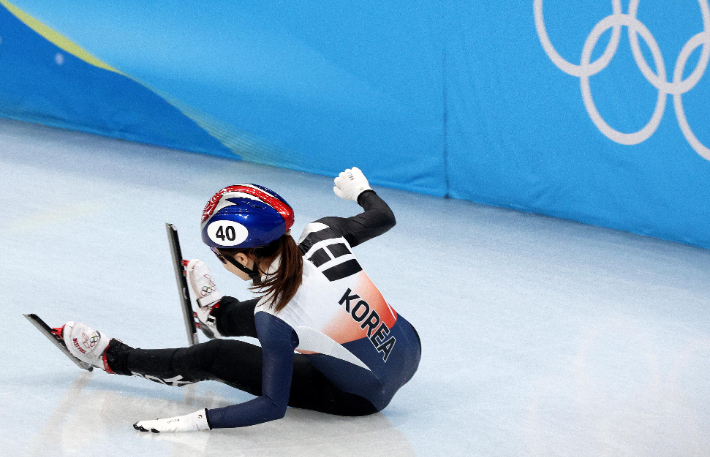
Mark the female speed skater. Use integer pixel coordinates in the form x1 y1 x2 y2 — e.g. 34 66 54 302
57 167 421 432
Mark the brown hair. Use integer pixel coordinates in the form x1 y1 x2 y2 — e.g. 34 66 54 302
220 235 303 313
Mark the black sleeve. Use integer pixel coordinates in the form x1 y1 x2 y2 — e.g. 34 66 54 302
317 190 396 248
212 296 259 338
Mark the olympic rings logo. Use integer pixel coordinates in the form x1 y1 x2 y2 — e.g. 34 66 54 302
200 274 217 297
534 0 710 161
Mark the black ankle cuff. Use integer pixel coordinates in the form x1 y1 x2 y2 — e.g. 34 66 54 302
104 339 133 376
210 300 228 335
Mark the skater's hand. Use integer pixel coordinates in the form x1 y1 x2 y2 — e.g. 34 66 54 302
333 167 371 202
133 409 210 433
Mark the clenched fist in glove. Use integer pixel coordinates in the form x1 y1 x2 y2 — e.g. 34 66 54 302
134 409 211 433
333 167 372 202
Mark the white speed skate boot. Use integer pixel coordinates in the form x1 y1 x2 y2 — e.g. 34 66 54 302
185 259 224 339
61 321 111 370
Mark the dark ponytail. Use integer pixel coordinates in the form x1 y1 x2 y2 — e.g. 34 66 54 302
221 235 303 313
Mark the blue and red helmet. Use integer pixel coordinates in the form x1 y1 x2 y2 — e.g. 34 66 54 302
200 184 294 249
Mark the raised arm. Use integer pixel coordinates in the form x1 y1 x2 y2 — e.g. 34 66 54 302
317 189 396 248
316 167 396 248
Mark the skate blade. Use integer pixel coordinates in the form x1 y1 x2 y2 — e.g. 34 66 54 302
24 314 94 372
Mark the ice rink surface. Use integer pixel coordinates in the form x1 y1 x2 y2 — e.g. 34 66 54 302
1 117 709 456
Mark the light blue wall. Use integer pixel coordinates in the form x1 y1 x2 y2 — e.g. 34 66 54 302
2 1 709 248
446 1 710 247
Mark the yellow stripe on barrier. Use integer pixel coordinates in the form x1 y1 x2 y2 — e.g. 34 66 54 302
0 0 289 165
0 0 122 74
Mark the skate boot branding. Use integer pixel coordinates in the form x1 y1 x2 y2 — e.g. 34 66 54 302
184 259 224 339
186 259 224 308
62 321 111 369
199 274 217 297
23 314 94 371
73 330 100 355
72 336 86 354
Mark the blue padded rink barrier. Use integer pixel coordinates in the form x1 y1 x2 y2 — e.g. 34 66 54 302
1 117 710 456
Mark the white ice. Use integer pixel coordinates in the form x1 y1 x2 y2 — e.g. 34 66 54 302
1 118 709 456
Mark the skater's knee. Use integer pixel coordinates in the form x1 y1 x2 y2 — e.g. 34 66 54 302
181 339 227 369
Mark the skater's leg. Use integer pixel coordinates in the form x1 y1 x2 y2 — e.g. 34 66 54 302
106 338 377 415
106 338 263 394
288 356 379 416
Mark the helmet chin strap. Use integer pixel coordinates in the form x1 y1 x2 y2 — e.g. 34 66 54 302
225 255 262 285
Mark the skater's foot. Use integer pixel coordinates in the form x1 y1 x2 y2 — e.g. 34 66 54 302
61 321 111 371
186 259 223 339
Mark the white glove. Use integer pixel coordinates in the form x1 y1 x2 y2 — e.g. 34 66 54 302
186 259 223 338
133 409 210 433
333 167 372 201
